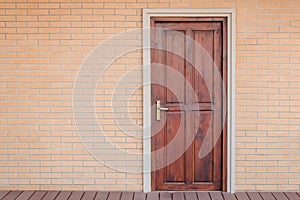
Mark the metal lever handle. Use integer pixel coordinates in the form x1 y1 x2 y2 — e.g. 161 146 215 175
156 100 168 121
159 107 169 111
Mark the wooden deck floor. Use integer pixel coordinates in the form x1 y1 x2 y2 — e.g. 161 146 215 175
0 191 300 200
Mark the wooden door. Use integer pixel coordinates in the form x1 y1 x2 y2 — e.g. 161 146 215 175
151 17 227 191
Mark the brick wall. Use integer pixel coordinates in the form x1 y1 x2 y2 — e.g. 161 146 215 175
0 0 300 191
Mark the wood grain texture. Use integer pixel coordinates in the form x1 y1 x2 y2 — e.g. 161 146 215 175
54 191 71 200
2 191 22 200
0 191 10 200
134 192 146 200
121 192 134 200
42 191 60 200
247 192 263 200
160 192 172 200
28 191 47 200
107 192 122 200
15 191 34 200
259 192 275 200
222 192 237 200
197 192 211 200
272 192 289 200
235 192 250 200
184 192 197 200
172 192 184 200
147 192 159 200
210 192 223 200
284 192 300 200
94 192 109 200
151 16 227 191
67 191 84 200
81 192 97 200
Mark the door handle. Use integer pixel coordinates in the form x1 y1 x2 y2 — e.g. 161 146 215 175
156 100 168 121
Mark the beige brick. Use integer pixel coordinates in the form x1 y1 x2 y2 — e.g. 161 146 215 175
257 173 277 179
74 179 94 185
31 179 51 185
256 185 278 190
105 185 126 191
278 185 300 191
83 185 105 190
52 179 73 185
40 185 61 190
62 185 83 190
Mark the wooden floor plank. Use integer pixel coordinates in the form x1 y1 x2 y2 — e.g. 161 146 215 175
121 192 134 200
147 192 159 200
272 192 288 200
197 192 211 200
15 191 34 200
210 192 223 200
284 192 300 200
0 191 10 200
160 192 172 200
81 191 97 200
107 192 122 200
172 193 184 200
28 191 47 200
184 192 198 200
259 192 276 200
67 191 84 200
222 192 237 200
247 192 263 200
133 192 146 200
235 192 250 200
94 192 109 200
2 191 22 200
54 191 71 200
42 191 60 200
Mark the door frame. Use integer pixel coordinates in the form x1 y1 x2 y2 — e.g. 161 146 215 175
142 9 236 193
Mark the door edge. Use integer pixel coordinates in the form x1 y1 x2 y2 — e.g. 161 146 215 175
142 8 236 193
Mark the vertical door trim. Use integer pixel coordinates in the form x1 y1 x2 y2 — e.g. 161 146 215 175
142 8 236 193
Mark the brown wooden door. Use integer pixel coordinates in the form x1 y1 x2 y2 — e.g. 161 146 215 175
151 17 227 191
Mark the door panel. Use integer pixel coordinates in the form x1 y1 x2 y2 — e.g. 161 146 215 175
165 30 185 103
151 17 227 191
166 111 185 182
193 111 213 183
194 30 213 103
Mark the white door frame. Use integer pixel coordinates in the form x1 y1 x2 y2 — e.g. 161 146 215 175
142 8 236 193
